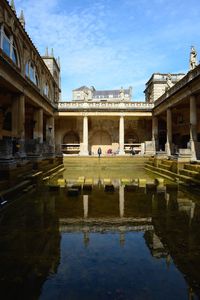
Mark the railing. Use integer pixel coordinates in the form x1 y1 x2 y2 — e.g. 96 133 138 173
58 101 154 111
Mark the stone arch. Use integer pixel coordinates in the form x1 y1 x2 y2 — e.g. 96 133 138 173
89 129 112 154
89 129 112 145
63 130 80 144
124 130 139 143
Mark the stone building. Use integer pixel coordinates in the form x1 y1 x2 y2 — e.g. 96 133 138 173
1 0 200 180
0 0 61 178
144 73 185 103
72 86 132 102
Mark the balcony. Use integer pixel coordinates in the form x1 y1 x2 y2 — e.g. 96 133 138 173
58 101 154 111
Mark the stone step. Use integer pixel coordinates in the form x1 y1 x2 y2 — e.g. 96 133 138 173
160 160 173 166
145 164 200 185
158 163 171 170
184 164 200 172
179 169 199 178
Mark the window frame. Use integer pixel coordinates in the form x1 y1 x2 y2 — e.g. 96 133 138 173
0 24 20 67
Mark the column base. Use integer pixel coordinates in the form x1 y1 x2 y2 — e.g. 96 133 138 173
79 151 89 156
118 151 125 155
165 143 172 156
190 140 197 161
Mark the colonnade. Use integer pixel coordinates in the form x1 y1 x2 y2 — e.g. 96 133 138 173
80 115 125 155
152 95 198 160
9 93 55 158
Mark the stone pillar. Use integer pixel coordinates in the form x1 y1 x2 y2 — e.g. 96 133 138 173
18 94 26 157
34 108 43 142
80 115 88 155
119 185 124 218
190 95 197 160
152 116 158 153
18 94 25 140
165 108 172 156
119 115 125 155
55 119 62 155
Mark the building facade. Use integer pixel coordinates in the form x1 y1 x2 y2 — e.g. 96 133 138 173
0 0 200 179
0 0 60 177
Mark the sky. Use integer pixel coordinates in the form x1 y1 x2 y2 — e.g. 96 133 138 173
14 0 200 101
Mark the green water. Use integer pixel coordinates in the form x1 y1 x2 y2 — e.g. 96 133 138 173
0 166 200 300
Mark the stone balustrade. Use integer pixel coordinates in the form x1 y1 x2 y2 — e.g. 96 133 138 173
58 101 154 111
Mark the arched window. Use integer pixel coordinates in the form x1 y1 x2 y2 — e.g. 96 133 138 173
0 24 19 66
43 82 49 96
25 61 39 86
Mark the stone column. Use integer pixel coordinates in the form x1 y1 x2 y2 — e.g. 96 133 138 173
190 95 197 160
119 115 125 155
55 119 62 155
152 116 158 153
18 94 26 157
165 108 172 156
80 115 88 155
34 108 43 143
18 94 25 140
119 185 124 218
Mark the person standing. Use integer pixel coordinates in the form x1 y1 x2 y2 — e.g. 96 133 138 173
97 147 102 158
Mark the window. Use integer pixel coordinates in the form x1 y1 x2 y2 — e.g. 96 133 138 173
25 61 39 86
43 82 50 98
0 24 19 66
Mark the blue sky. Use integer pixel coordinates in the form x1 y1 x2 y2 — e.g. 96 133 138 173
15 0 200 101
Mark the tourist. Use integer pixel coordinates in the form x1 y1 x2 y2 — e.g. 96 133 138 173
97 147 102 158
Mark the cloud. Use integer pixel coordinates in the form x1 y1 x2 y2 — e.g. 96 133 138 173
15 0 200 100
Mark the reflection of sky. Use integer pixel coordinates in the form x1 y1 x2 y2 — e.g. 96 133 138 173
40 232 189 300
15 0 200 101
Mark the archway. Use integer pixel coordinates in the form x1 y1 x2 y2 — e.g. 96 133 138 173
63 131 80 144
62 131 80 154
90 130 112 155
124 131 139 144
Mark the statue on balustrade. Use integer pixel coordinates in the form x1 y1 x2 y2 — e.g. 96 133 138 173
166 74 173 90
190 46 197 70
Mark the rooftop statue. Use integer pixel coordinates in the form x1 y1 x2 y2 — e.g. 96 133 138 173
166 74 173 90
120 87 125 100
190 46 197 70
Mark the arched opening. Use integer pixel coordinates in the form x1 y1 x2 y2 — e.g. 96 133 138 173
124 131 139 144
62 131 80 154
25 60 39 86
0 24 20 67
90 130 112 155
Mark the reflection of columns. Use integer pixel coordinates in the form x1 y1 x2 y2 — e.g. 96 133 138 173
83 195 88 218
152 116 158 153
165 108 172 156
119 116 125 155
80 115 88 155
119 231 125 247
119 185 124 218
83 231 90 247
190 95 197 160
34 108 43 142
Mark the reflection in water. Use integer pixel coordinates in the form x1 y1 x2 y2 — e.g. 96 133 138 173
0 177 200 299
